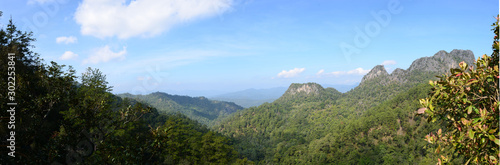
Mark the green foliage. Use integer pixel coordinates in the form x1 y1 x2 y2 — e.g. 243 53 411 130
217 80 448 164
420 17 500 165
491 15 499 66
420 55 499 164
0 18 77 164
0 16 248 164
149 113 245 164
119 92 243 126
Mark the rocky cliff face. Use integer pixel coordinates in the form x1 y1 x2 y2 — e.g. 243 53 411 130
360 49 476 86
276 82 341 103
361 65 389 82
284 83 324 96
407 49 475 73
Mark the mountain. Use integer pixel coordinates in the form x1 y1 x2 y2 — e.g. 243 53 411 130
215 49 475 164
162 89 228 97
322 83 359 93
211 84 355 108
210 87 287 108
276 82 342 104
360 49 475 85
118 92 243 126
346 49 476 112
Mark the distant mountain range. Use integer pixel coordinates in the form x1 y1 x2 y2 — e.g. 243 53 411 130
210 87 287 108
210 84 358 108
117 92 243 126
322 83 359 93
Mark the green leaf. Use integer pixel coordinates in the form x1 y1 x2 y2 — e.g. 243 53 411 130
465 157 472 165
474 106 480 114
433 89 440 97
495 138 500 146
489 128 497 134
468 130 474 139
451 68 462 74
425 109 434 116
472 118 481 124
435 144 441 154
467 106 473 114
489 135 496 141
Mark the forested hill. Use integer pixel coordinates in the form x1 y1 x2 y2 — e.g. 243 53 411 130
210 87 288 108
343 49 476 113
0 18 251 164
215 49 476 164
275 82 342 104
118 92 243 126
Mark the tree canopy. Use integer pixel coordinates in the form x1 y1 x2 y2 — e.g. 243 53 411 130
0 16 249 164
419 16 499 165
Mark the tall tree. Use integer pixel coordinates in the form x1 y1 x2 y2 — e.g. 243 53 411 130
491 15 499 66
419 17 499 164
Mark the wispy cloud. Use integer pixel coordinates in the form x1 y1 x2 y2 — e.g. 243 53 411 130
56 36 77 44
277 68 305 78
317 68 370 77
59 51 78 60
112 49 239 75
316 69 324 75
381 60 396 65
83 45 127 64
74 0 233 39
27 0 56 5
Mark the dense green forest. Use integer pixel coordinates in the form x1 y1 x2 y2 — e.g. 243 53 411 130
0 17 250 164
118 92 243 126
212 19 499 164
1 10 498 164
216 82 449 164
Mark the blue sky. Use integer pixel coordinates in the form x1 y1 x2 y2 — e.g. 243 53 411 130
0 0 497 96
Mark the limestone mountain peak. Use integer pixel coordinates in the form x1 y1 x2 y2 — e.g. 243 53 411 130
359 49 475 86
361 65 388 82
284 82 324 96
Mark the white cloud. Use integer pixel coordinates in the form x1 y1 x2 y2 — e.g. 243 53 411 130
277 68 305 78
347 68 370 75
83 45 127 64
56 36 77 44
318 68 370 77
381 60 397 65
59 51 78 60
316 69 324 75
74 0 233 39
107 49 237 76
